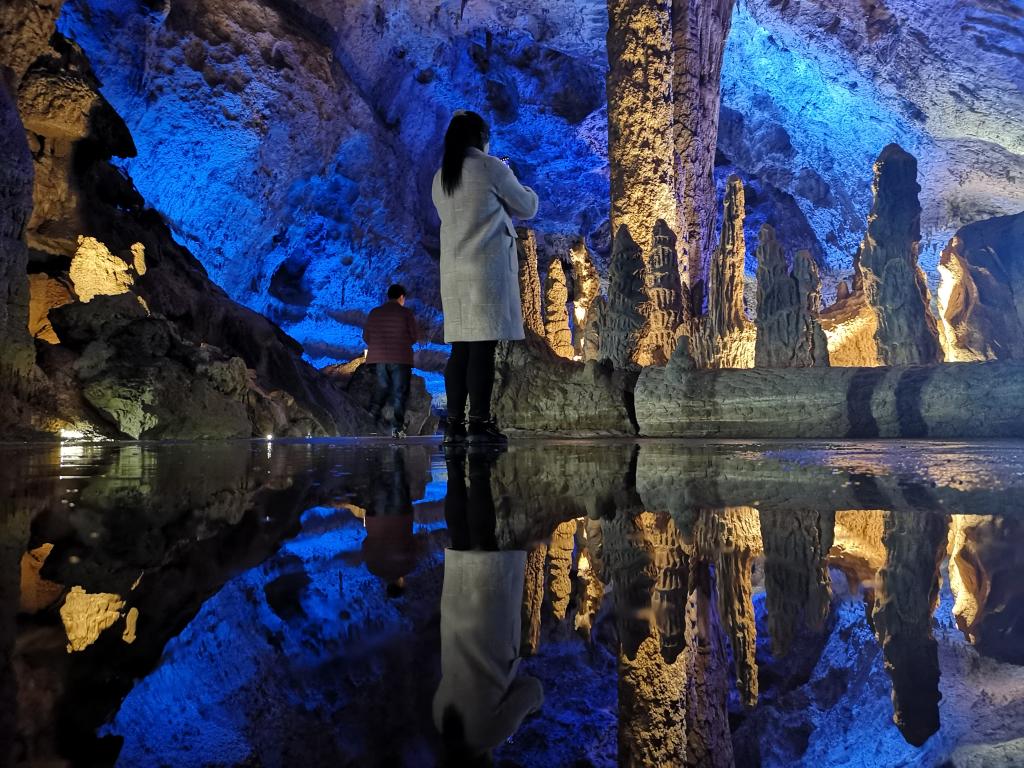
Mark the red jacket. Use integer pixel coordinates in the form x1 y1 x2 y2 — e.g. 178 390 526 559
363 301 418 365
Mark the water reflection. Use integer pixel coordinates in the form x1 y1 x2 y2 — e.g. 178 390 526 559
2 439 1024 766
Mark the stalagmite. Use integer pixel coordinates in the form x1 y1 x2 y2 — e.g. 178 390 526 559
580 295 606 363
936 212 1024 362
648 511 689 663
671 0 736 283
640 220 687 366
521 544 547 656
598 226 647 369
569 237 601 349
858 144 942 366
872 510 949 746
758 509 835 658
754 224 829 368
692 176 755 369
516 227 545 340
546 519 576 620
695 507 760 707
543 259 574 359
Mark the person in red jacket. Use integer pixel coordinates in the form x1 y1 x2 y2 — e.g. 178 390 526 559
363 284 419 437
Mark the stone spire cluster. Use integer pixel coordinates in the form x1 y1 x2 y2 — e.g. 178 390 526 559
543 259 574 359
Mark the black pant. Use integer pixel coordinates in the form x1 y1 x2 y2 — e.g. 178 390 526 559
369 363 412 428
445 451 498 551
444 340 498 423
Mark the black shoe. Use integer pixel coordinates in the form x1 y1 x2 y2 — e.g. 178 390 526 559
467 418 508 446
444 419 467 445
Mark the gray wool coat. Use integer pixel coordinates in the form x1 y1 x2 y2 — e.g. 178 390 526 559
432 147 540 342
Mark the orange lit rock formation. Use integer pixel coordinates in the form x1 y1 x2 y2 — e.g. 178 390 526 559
543 259 574 360
599 226 647 369
516 227 545 340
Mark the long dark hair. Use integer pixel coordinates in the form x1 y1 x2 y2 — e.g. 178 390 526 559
441 110 489 196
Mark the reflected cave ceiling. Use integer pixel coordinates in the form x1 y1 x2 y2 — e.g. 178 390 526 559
57 0 1024 364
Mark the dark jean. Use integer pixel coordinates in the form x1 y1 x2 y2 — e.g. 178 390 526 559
444 450 498 551
369 363 412 429
444 340 498 423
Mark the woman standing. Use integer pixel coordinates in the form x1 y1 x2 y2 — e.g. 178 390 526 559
432 111 539 445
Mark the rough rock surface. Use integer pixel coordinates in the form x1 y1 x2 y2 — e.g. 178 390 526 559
640 220 686 366
543 258 573 359
858 145 942 366
322 359 437 436
568 236 601 350
937 212 1024 362
598 227 646 370
754 224 829 368
516 228 545 340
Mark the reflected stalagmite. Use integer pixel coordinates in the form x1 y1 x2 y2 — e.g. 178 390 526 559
858 144 942 366
521 544 547 656
754 224 829 368
648 511 690 663
759 508 835 658
546 519 576 620
872 510 949 746
692 175 755 369
543 259 574 360
516 228 545 339
599 227 647 369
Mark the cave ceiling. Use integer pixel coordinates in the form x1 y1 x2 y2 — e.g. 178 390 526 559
57 0 1024 364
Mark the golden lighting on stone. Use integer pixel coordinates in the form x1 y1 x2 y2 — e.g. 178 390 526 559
60 586 129 653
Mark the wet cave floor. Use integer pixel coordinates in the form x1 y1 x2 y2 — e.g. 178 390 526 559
4 438 1024 767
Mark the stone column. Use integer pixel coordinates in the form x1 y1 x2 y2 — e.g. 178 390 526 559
599 227 647 369
641 220 687 366
671 0 736 284
872 510 949 746
515 228 545 340
521 543 547 656
546 519 576 619
858 144 942 366
543 259 574 359
568 237 601 351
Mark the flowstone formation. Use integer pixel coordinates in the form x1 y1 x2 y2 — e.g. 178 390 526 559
754 224 829 368
0 8 372 438
937 212 1024 362
858 144 942 367
543 259 574 359
691 176 755 369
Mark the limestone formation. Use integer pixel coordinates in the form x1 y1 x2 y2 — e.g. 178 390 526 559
580 295 606 363
872 510 949 746
27 273 73 344
636 359 1024 439
521 544 547 656
543 259 574 359
639 220 686 366
754 224 829 368
516 227 545 340
819 281 881 367
937 212 1024 362
948 515 1024 664
568 237 601 352
59 586 128 653
546 520 576 620
492 333 637 436
648 512 690 663
599 226 647 369
858 144 942 366
758 509 834 658
574 524 606 640
69 236 142 303
671 0 736 283
692 176 755 369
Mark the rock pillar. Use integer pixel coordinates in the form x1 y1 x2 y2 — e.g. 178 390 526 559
754 224 830 368
521 543 547 656
858 144 942 366
543 259 574 359
641 220 687 366
546 519 576 619
599 227 647 369
568 237 601 350
516 228 545 340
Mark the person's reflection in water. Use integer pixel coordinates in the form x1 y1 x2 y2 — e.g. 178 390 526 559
434 447 543 766
360 447 417 598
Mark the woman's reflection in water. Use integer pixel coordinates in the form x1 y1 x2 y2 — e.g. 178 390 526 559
434 446 543 766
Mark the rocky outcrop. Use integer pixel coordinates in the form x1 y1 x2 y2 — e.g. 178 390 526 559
639 220 686 366
636 359 1024 439
858 144 942 367
598 226 646 370
819 281 881 367
754 224 829 368
516 228 545 340
323 359 437 436
872 510 950 746
543 259 574 359
937 212 1024 362
691 175 755 369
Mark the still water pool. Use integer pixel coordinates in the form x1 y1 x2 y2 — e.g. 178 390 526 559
4 438 1024 767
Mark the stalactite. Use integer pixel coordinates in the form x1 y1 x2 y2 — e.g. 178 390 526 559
858 144 943 366
670 0 737 284
599 227 646 369
521 543 547 656
543 259 574 359
515 227 545 340
546 519 576 620
692 175 755 369
872 510 950 746
695 507 760 707
640 220 687 366
754 224 830 368
758 508 835 658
